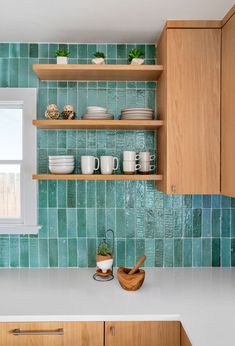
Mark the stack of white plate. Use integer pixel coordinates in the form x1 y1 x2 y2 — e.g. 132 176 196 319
120 108 154 120
48 156 75 174
82 106 114 120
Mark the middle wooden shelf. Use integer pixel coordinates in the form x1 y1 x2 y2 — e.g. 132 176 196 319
33 119 163 130
32 174 163 181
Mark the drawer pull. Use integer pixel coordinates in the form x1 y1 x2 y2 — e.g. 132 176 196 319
110 326 115 336
11 328 64 336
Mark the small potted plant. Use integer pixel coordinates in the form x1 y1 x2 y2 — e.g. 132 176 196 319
92 51 106 65
55 49 70 64
128 48 145 65
96 241 113 274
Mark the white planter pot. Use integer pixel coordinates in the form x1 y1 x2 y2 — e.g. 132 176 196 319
92 58 105 65
57 56 68 64
131 58 144 65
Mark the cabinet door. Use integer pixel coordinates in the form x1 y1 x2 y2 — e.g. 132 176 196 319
221 13 235 197
157 28 220 194
0 322 103 346
105 321 180 346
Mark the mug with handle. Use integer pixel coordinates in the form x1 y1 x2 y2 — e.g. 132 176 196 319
139 162 155 174
123 161 141 174
139 151 155 162
81 156 99 174
100 156 119 175
123 151 140 161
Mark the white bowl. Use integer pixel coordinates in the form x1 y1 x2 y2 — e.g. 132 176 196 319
49 159 74 164
97 259 113 273
48 155 74 160
49 162 75 166
87 106 107 113
49 165 74 174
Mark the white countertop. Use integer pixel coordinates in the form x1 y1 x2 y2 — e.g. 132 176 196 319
0 268 234 346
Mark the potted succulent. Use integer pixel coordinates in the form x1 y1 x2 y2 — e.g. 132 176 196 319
96 241 113 274
55 49 70 64
92 51 106 65
128 48 145 65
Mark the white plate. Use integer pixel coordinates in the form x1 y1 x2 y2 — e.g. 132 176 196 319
49 155 74 159
49 163 75 166
121 115 153 118
122 108 153 112
87 107 107 113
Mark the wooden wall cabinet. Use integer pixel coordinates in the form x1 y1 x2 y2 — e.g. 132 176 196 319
221 10 235 197
157 26 221 194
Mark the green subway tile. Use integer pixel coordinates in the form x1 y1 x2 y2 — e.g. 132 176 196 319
231 198 235 208
58 181 67 208
67 130 77 148
0 43 9 57
212 239 220 267
163 194 172 208
183 195 192 208
68 44 78 58
212 195 221 208
78 238 87 267
125 181 135 208
164 208 173 238
174 239 183 267
87 208 97 237
77 131 87 148
184 239 192 267
106 181 116 208
117 44 126 59
97 208 105 238
38 208 48 238
49 239 58 267
9 58 19 87
203 195 211 208
77 209 86 237
67 208 77 237
145 239 155 267
146 181 155 208
58 239 68 267
231 239 235 266
48 208 58 238
47 130 57 148
67 181 76 207
78 44 87 58
126 239 135 267
146 45 155 59
202 238 211 267
58 209 67 237
116 181 125 208
20 238 29 268
96 181 105 208
155 191 164 208
193 239 201 267
87 44 97 59
174 209 182 237
125 209 135 238
19 59 28 87
135 208 145 238
39 44 48 58
212 209 221 237
221 196 231 208
192 195 202 208
145 209 155 238
0 59 9 87
116 209 126 238
10 237 19 267
202 209 211 237
10 43 20 57
116 240 125 267
68 238 78 267
164 239 173 267
39 239 49 267
193 209 201 237
231 210 235 237
106 208 115 232
155 239 164 267
30 44 38 57
48 181 57 208
87 181 96 207
57 131 67 148
155 209 164 238
88 238 96 267
39 181 48 208
222 209 230 237
20 43 29 57
29 238 39 268
222 238 230 267
136 239 145 262
77 181 86 208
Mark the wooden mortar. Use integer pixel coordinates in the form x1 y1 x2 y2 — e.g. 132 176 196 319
117 267 145 291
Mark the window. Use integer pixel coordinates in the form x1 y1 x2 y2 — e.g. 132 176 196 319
0 88 40 234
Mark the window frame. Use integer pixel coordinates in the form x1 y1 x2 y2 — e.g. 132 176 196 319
0 88 40 234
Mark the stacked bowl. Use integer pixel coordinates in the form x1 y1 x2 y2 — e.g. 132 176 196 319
82 106 114 120
48 156 75 174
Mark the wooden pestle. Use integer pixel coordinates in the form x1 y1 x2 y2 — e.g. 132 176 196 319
128 255 146 275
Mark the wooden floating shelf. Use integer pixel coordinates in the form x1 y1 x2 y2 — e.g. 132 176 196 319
32 64 163 81
32 174 163 181
32 119 163 130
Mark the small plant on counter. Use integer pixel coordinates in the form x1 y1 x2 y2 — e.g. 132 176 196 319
92 51 106 65
128 48 145 65
55 49 70 64
96 241 113 274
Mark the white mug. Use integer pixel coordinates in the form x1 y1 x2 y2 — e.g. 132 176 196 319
123 161 141 174
139 151 155 162
123 151 139 161
100 156 119 175
139 162 155 173
81 156 99 174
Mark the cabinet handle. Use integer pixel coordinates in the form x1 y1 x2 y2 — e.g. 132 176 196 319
11 328 64 336
171 185 176 193
110 326 115 336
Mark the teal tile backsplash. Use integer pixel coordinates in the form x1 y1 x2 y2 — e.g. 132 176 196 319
0 42 235 268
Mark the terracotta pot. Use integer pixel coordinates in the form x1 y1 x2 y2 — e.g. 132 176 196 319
96 254 112 262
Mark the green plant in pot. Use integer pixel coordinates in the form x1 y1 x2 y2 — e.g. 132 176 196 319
96 241 113 273
92 51 106 65
55 49 70 64
128 48 145 65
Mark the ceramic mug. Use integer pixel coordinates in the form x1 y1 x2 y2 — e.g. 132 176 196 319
123 161 141 174
123 151 140 161
139 152 155 162
81 156 99 174
100 156 119 175
139 162 155 174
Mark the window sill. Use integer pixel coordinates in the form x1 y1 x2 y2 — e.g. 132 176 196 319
0 225 41 235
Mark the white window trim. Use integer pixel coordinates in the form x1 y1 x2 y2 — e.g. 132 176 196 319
0 88 41 234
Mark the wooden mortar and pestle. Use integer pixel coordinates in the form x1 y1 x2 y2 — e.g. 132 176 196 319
117 255 146 291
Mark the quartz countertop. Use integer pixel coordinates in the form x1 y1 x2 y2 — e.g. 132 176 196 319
0 268 234 346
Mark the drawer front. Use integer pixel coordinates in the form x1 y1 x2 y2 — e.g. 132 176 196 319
105 321 180 346
0 322 104 346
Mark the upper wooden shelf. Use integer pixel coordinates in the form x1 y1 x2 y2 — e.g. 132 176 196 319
32 119 163 130
32 174 163 181
32 64 163 81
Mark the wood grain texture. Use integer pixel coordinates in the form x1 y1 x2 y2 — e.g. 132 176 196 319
32 119 163 130
0 322 103 346
222 5 235 27
105 321 180 346
166 20 222 29
32 64 163 81
117 267 145 291
180 324 192 346
221 13 235 197
158 28 221 194
32 174 163 181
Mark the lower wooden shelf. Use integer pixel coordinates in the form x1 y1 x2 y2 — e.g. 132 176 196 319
32 174 163 181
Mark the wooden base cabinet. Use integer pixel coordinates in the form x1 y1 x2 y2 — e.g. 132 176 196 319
105 321 181 346
0 322 104 346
